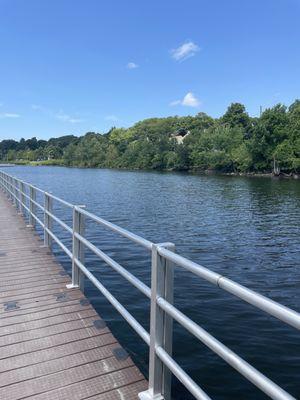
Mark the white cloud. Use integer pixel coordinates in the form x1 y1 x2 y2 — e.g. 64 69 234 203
0 112 20 118
182 92 201 107
170 92 201 108
126 62 139 69
55 111 83 123
171 41 200 61
105 115 119 122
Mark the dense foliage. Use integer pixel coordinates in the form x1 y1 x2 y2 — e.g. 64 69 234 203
1 101 300 174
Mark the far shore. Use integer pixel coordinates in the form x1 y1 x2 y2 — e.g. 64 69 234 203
1 160 299 180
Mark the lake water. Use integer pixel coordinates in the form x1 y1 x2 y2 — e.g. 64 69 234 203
6 166 300 399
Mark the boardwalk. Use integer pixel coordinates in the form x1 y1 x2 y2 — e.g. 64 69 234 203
0 191 147 400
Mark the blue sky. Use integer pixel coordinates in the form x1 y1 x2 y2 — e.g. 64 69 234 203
0 0 300 140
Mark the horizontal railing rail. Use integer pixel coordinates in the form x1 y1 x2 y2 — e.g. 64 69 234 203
0 169 299 400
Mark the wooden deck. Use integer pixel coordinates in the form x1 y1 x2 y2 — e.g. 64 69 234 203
0 191 147 399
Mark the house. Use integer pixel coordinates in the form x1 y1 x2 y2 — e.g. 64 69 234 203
171 129 191 144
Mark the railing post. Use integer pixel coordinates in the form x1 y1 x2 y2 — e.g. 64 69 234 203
1 172 5 193
4 173 8 194
6 175 11 198
28 186 36 228
44 192 53 247
1 172 5 192
15 179 22 214
0 172 4 191
19 181 25 215
12 178 16 205
7 175 10 198
10 176 14 199
6 174 9 195
139 242 175 400
13 178 18 208
67 206 86 291
9 176 12 201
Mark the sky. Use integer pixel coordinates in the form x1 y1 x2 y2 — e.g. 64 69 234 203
0 0 300 140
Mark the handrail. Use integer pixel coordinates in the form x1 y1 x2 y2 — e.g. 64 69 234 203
0 169 299 400
78 206 153 250
74 231 151 298
158 246 300 331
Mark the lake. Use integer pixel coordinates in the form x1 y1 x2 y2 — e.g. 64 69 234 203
6 166 300 399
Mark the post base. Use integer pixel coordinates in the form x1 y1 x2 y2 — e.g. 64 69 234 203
138 390 164 400
66 283 79 289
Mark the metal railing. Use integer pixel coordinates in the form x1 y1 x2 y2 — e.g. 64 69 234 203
0 169 299 400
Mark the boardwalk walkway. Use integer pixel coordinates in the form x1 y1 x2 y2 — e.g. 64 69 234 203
0 191 147 400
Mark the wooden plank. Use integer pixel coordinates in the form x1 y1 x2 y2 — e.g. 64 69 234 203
27 366 145 400
0 290 81 313
0 190 147 399
0 334 117 373
0 356 134 400
0 343 121 387
0 288 84 308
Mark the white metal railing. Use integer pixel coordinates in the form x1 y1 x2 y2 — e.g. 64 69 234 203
0 169 299 400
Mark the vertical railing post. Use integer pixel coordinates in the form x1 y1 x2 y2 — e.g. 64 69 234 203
20 181 25 215
6 174 10 197
44 192 53 247
1 172 5 193
139 242 175 400
10 176 15 203
13 178 18 206
9 176 14 202
6 175 10 198
4 173 7 194
7 174 10 196
16 179 21 213
6 174 10 195
3 173 8 195
1 172 5 192
67 206 86 291
28 185 36 228
3 173 6 193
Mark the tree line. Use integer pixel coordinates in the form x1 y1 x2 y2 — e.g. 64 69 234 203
1 101 300 174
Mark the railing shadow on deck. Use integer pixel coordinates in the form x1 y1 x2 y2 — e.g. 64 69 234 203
0 170 299 400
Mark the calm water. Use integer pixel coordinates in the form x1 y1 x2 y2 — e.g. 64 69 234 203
7 166 300 399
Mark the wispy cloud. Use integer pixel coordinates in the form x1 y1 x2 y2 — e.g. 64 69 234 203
32 105 83 123
170 41 200 62
55 111 83 124
105 115 119 122
126 62 139 69
170 92 201 108
0 112 20 118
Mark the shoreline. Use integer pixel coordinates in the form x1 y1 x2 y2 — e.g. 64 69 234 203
1 160 299 179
